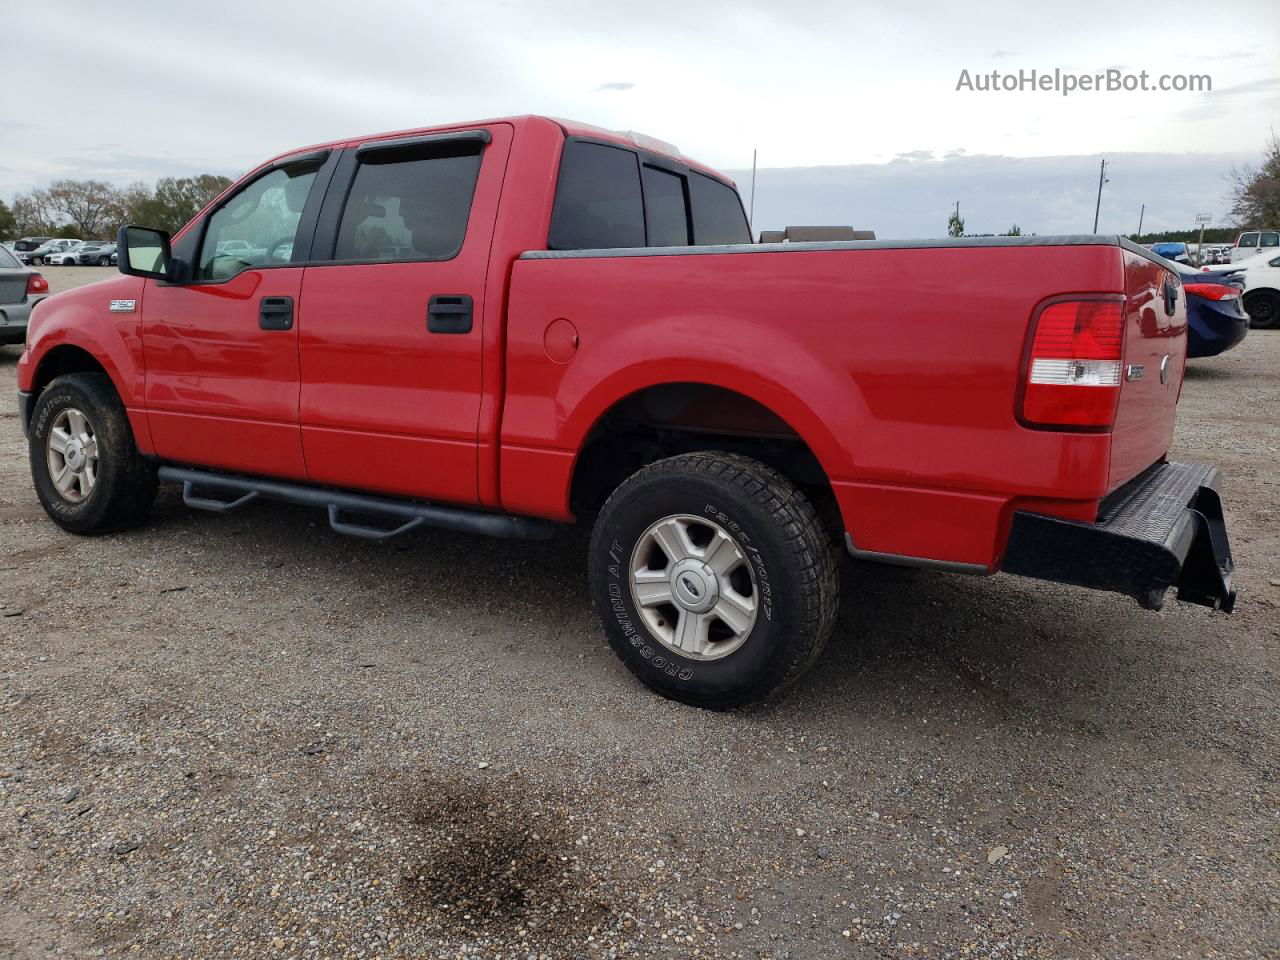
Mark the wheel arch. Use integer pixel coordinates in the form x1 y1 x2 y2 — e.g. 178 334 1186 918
567 380 845 536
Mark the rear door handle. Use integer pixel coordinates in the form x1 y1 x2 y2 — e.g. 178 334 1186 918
260 296 294 331
427 294 472 334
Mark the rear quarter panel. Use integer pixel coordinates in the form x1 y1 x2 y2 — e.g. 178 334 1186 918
501 242 1132 566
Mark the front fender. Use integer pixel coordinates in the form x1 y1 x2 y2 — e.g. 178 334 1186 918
18 277 146 406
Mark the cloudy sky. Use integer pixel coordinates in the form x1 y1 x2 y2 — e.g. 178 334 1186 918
2 0 1275 236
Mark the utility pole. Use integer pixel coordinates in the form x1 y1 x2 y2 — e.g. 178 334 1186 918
1092 158 1109 234
1136 203 1145 238
749 149 757 232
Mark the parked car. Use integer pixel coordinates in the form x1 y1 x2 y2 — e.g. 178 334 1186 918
1150 241 1192 265
1177 265 1249 357
48 242 89 265
22 239 81 266
16 116 1236 707
75 243 117 266
1229 230 1279 263
11 237 54 265
1238 253 1280 329
0 245 50 344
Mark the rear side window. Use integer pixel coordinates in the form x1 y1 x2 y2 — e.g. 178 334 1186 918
642 166 689 247
549 141 645 250
334 142 482 262
689 172 751 245
0 246 18 268
1262 232 1279 248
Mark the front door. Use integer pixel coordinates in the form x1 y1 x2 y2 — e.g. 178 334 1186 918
141 156 330 479
297 126 509 505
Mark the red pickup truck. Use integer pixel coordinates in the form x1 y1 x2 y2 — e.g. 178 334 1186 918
17 116 1235 708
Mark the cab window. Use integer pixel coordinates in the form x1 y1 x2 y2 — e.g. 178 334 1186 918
332 141 482 263
1262 232 1279 248
689 172 750 245
1238 233 1258 248
197 164 319 281
549 141 645 250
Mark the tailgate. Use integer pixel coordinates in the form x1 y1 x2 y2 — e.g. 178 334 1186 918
1107 248 1186 491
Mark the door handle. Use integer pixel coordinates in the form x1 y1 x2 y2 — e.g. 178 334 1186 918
260 296 294 331
427 294 473 334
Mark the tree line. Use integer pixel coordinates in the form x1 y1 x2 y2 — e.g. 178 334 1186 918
0 175 233 242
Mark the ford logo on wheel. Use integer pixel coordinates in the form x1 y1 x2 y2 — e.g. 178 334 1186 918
680 575 701 598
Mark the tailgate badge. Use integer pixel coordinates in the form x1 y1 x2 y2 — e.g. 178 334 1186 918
108 299 136 313
1160 355 1171 384
1125 364 1145 382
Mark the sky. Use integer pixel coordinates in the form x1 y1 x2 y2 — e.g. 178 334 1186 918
1 0 1276 237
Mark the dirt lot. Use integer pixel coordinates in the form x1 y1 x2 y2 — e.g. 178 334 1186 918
1 265 1276 959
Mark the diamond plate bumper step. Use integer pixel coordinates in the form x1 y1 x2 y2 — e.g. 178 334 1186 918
1001 461 1235 612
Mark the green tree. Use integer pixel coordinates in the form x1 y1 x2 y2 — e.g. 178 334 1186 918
0 199 16 241
946 208 965 238
1227 131 1280 228
1002 223 1022 236
133 175 233 234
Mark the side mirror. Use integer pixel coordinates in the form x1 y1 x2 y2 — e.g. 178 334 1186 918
116 225 173 280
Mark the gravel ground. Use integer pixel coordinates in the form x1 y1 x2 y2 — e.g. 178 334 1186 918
1 266 1276 959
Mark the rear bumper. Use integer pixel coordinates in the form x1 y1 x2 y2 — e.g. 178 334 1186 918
1001 461 1235 612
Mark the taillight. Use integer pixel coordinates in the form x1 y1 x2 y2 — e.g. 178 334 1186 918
1022 299 1125 429
1183 282 1239 301
26 273 49 295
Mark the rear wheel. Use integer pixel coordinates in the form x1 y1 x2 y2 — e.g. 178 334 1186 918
98 256 110 266
29 374 157 534
588 452 839 709
1244 290 1279 329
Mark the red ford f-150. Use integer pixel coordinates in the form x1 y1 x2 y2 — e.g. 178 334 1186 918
17 116 1235 708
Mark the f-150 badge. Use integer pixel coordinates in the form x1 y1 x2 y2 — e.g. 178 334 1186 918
108 300 136 313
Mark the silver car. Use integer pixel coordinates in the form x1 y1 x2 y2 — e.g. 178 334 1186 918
0 244 49 343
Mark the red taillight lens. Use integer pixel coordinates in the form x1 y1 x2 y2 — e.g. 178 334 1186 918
1183 282 1239 301
26 273 49 295
1022 299 1125 429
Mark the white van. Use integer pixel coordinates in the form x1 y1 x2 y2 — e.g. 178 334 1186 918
1231 229 1279 262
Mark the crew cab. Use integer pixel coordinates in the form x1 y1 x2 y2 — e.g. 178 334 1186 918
16 116 1236 708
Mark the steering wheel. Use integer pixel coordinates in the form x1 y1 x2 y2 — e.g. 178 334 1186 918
263 236 295 262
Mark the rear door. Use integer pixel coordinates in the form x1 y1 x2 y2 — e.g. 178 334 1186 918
1108 248 1187 490
297 124 510 505
141 152 334 479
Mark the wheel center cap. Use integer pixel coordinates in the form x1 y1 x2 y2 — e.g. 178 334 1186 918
65 441 84 470
669 559 718 614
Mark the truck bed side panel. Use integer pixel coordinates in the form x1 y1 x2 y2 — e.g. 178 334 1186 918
501 243 1139 566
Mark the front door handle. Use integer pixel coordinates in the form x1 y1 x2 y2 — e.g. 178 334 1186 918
427 294 473 334
260 296 294 331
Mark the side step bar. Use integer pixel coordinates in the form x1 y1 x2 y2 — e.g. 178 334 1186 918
157 466 557 542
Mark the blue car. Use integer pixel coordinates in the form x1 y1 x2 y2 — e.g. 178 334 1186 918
1178 266 1249 358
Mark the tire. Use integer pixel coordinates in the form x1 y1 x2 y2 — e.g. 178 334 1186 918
31 256 43 266
1244 290 1280 329
588 452 839 709
29 373 158 535
98 256 110 266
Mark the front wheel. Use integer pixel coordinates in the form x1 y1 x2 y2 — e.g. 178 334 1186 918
1244 290 1280 329
588 452 839 709
29 373 158 534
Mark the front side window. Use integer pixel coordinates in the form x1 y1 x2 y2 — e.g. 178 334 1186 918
689 172 751 245
549 141 645 250
333 144 482 263
197 164 319 281
1238 233 1258 248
